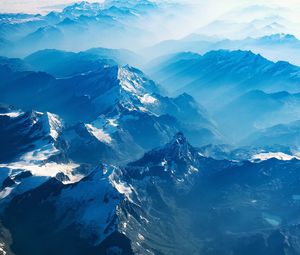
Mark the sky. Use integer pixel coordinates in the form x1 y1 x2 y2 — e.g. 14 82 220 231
1 0 299 14
1 0 300 40
0 0 103 13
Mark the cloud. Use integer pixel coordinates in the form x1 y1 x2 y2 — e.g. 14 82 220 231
0 0 104 14
1 0 300 39
1 0 299 15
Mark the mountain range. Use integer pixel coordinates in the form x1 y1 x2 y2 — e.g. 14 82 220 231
1 1 300 255
145 33 300 66
147 49 300 142
0 0 187 58
2 133 300 255
0 51 222 166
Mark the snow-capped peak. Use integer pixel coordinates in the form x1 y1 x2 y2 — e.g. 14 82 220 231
85 123 112 144
62 1 104 17
172 132 187 145
56 164 123 244
163 132 194 160
42 112 62 140
117 66 159 110
0 111 23 118
127 132 202 180
251 152 300 162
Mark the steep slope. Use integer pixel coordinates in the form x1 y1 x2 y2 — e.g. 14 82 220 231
213 90 300 142
3 165 134 255
146 33 300 66
3 133 300 255
194 4 291 40
0 0 168 57
212 33 300 66
0 56 28 72
20 25 64 53
0 106 82 203
148 50 300 111
24 48 141 77
0 64 159 123
244 119 300 148
0 61 221 157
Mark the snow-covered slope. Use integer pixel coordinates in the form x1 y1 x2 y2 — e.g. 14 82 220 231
4 133 300 255
0 61 222 164
0 107 83 202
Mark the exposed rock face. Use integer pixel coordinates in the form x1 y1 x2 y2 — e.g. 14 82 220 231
2 134 300 255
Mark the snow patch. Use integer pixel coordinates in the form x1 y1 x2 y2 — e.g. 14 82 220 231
0 187 13 200
138 106 148 112
161 159 167 166
251 152 299 162
38 112 62 140
263 213 281 226
85 124 112 144
140 215 149 223
140 94 157 104
109 170 134 203
46 112 62 140
118 67 140 94
110 178 133 200
0 161 81 201
0 111 23 118
21 143 59 163
188 165 199 174
138 233 145 241
56 166 121 244
0 162 79 180
108 118 118 127
0 242 6 255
